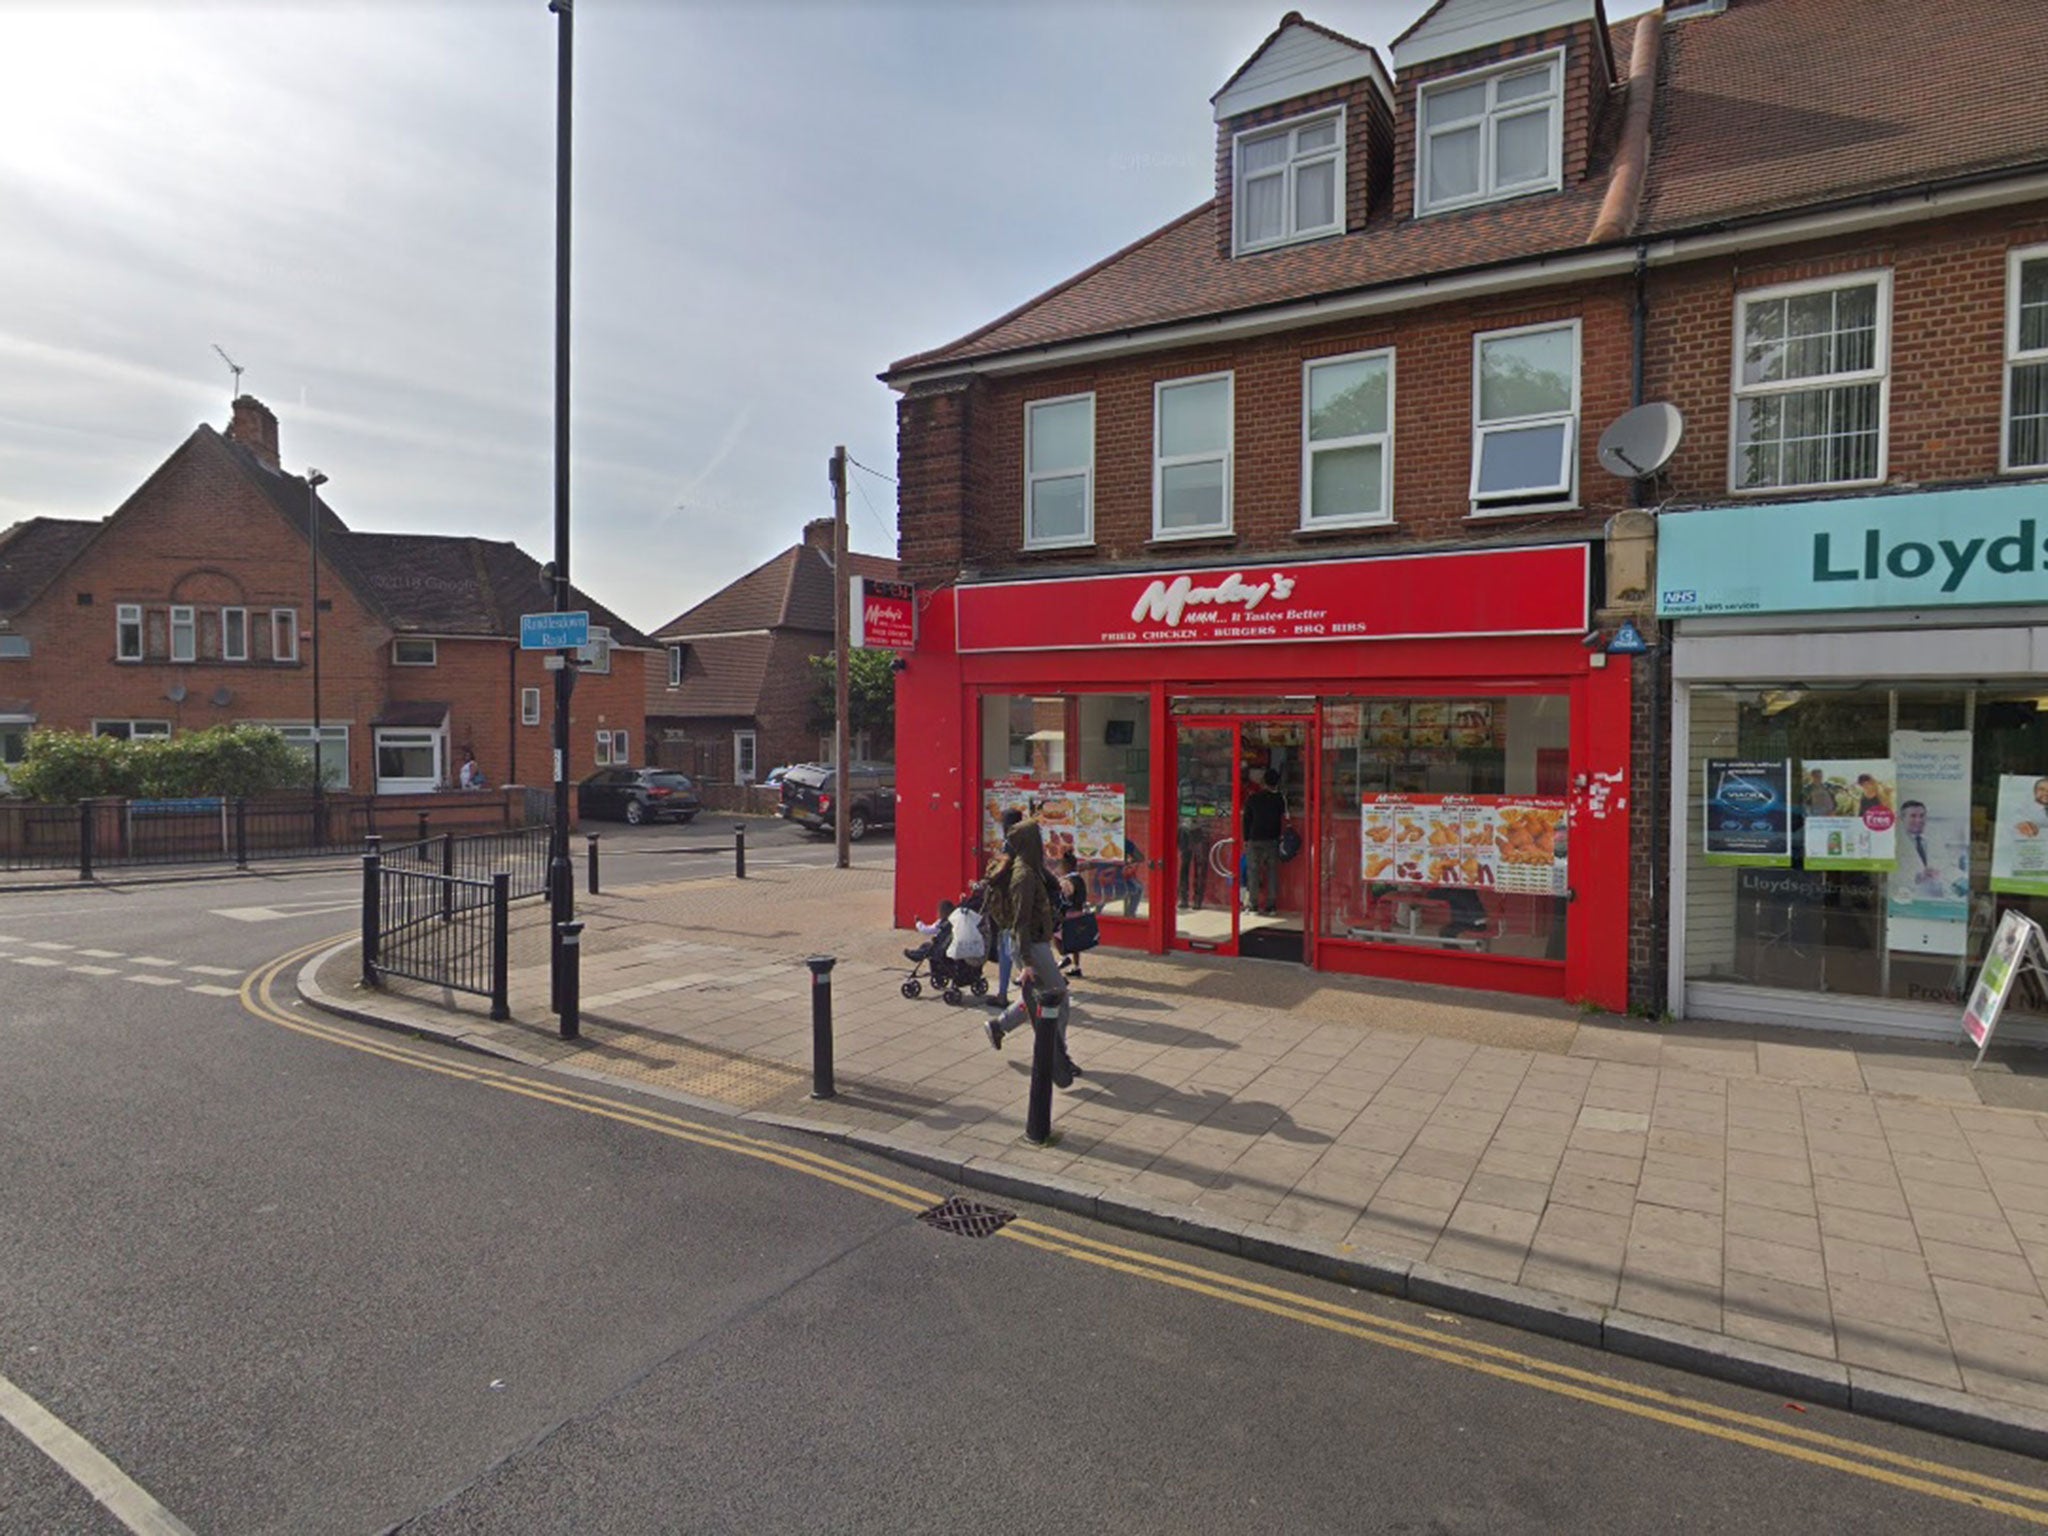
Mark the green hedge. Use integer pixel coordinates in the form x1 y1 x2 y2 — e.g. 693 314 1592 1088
6 726 313 804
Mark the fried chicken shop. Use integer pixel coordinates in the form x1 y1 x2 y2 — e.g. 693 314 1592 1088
891 542 1633 1008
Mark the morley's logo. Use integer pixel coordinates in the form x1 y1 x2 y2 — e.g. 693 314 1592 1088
1813 519 2042 594
1131 570 1297 626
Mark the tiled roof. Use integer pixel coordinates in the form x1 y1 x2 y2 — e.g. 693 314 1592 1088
343 532 653 647
887 0 2048 379
664 632 775 718
0 517 98 616
1638 0 2048 232
654 539 897 639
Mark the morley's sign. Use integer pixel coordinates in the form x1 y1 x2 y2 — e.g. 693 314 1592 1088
954 544 1590 653
851 576 915 650
1657 486 2048 618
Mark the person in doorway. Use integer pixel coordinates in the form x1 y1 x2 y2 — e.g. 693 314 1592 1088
982 818 1082 1087
1243 767 1286 917
1178 818 1208 910
981 808 1025 1009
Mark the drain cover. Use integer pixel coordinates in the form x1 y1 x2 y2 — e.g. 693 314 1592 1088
916 1195 1015 1239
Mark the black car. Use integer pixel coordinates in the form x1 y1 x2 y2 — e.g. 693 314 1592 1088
779 761 895 841
578 767 701 826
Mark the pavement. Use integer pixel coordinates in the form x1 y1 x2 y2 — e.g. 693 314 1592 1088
296 855 2048 1460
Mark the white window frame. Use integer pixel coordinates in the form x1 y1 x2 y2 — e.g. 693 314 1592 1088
667 645 683 688
1729 271 1891 495
272 723 350 789
1470 319 1581 514
594 729 613 767
168 605 196 663
92 719 171 741
1233 107 1345 255
1152 372 1235 540
1024 393 1095 549
373 727 443 794
734 729 758 784
1417 50 1564 217
2004 244 2048 475
271 607 299 663
521 686 542 726
391 637 437 666
0 636 27 660
614 728 629 766
221 606 248 662
116 603 143 662
1300 348 1396 529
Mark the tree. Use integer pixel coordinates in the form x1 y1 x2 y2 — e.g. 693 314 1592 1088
808 647 897 754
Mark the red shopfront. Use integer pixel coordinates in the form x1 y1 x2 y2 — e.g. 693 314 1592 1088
893 542 1632 1009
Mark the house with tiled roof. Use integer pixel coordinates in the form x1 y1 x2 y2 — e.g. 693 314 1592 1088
882 0 2048 1040
645 518 897 786
0 395 654 795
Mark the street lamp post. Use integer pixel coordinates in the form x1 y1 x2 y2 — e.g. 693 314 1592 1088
547 0 576 1036
306 469 329 811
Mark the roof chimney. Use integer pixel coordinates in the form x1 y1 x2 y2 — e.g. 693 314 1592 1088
226 395 279 469
802 517 836 550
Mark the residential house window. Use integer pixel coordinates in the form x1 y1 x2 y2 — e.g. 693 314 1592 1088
93 719 171 741
1025 394 1094 547
374 728 441 793
1302 350 1394 527
0 636 28 659
392 637 437 666
1733 272 1889 492
116 604 143 662
271 608 299 662
0 718 28 786
2008 246 2048 473
594 729 613 767
1153 373 1233 538
169 605 196 663
1418 53 1562 215
1471 320 1579 511
521 687 541 726
734 729 757 783
613 728 629 765
221 607 248 662
667 646 683 688
1236 109 1343 252
275 724 349 788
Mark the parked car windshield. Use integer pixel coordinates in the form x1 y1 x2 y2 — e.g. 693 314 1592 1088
646 772 694 790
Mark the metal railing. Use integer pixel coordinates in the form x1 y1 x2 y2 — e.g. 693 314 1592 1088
379 825 550 900
360 840 514 1020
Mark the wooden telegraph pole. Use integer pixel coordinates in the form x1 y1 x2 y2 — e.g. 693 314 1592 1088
831 445 851 871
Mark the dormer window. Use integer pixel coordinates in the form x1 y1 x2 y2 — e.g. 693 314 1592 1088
1235 110 1344 253
1417 52 1562 216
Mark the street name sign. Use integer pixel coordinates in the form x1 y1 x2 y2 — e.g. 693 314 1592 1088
521 610 590 650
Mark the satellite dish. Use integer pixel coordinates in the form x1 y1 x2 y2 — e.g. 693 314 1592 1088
1598 402 1683 480
165 684 187 703
210 687 233 707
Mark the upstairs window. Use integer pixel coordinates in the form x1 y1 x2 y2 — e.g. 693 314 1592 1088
1235 110 1343 253
1733 273 1888 492
116 603 143 662
272 607 300 663
1418 53 1562 215
221 607 248 662
1025 394 1094 547
1153 374 1234 539
169 606 196 663
667 645 683 688
2008 247 2048 473
392 638 437 666
1472 321 1579 512
1302 350 1394 528
522 686 542 726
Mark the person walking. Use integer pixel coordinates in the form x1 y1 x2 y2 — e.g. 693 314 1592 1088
982 817 1081 1088
982 807 1025 1009
1243 766 1286 917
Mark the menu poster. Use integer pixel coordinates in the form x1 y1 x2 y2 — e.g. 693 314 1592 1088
1408 700 1448 749
1449 701 1495 750
1323 703 1362 741
1991 774 2048 897
1366 699 1409 750
1887 731 1972 954
1801 758 1896 871
984 780 1126 866
1702 759 1793 868
1495 798 1568 896
982 782 1035 854
1360 794 1566 894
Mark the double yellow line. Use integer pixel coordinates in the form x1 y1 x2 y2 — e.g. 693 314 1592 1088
243 938 2048 1524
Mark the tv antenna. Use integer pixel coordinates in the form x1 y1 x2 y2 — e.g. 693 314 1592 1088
1597 402 1683 480
211 344 245 399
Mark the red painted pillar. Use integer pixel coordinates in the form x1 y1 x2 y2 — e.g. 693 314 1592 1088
1566 654 1635 1012
892 591 968 931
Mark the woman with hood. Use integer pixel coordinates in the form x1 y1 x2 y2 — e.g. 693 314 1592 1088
982 817 1082 1087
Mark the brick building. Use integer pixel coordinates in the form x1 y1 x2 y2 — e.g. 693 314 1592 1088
882 0 2048 1035
0 396 653 794
645 518 897 785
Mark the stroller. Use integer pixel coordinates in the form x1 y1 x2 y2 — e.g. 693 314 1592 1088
901 884 993 1005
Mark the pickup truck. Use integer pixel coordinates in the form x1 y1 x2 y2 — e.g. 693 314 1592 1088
778 761 895 842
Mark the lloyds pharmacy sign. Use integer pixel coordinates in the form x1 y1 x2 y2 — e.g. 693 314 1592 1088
1657 486 2048 618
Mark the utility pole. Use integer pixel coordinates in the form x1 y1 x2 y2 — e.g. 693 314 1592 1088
831 444 850 872
306 470 329 806
548 0 577 1035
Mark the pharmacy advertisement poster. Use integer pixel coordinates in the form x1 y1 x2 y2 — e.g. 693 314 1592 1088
1885 731 1973 954
1702 759 1792 867
1963 909 2045 1055
1800 758 1896 871
1992 774 2048 898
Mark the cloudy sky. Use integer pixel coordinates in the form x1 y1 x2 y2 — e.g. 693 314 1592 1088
0 0 1653 634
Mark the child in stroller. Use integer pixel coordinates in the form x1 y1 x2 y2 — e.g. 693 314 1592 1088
901 885 993 1005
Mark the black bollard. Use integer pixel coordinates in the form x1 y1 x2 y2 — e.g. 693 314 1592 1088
586 832 601 895
417 809 429 845
1024 979 1057 1146
806 954 836 1099
557 919 583 1040
735 822 747 879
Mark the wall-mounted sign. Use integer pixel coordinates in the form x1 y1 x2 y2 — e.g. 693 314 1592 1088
852 577 915 651
956 545 1590 653
1657 485 2048 618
